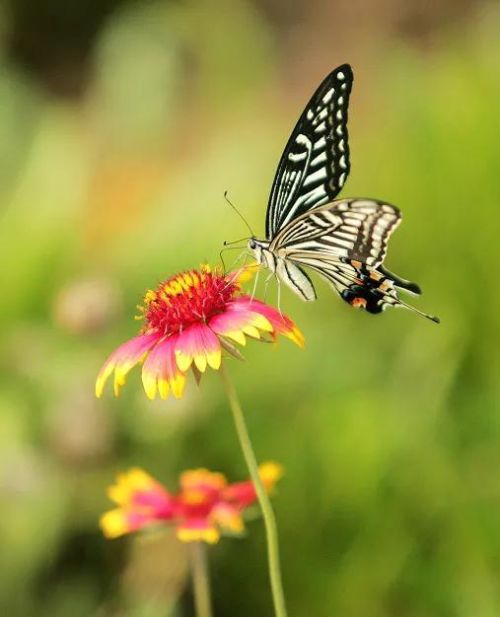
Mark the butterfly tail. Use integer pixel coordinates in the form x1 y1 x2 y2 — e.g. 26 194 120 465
378 265 421 296
376 267 439 322
341 280 440 323
394 297 440 323
315 261 440 323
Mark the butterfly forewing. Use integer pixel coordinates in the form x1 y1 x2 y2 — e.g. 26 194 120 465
266 64 353 238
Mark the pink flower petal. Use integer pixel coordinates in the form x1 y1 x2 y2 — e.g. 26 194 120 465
209 307 268 341
230 297 305 347
223 479 257 508
107 468 175 515
211 502 245 534
176 518 220 544
100 508 149 538
177 469 226 509
223 462 283 507
101 469 177 539
100 502 166 538
174 324 221 373
96 333 161 397
180 468 227 493
141 335 186 400
132 489 175 518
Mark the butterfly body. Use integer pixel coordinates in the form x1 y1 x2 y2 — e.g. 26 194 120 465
251 63 439 323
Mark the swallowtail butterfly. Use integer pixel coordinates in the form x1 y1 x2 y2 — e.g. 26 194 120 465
248 64 439 323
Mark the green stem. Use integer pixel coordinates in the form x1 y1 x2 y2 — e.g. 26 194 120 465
189 542 213 617
220 364 288 617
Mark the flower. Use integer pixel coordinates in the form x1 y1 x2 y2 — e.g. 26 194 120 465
96 264 304 400
100 462 283 543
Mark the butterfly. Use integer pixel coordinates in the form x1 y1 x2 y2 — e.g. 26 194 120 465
247 64 439 323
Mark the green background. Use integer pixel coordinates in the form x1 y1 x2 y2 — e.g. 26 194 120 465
1 1 500 615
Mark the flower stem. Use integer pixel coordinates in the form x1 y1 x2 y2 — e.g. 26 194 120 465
189 542 213 617
219 364 288 617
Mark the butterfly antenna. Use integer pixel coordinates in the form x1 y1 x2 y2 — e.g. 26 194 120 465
223 238 249 246
224 191 255 237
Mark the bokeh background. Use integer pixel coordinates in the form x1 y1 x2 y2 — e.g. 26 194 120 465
1 1 500 616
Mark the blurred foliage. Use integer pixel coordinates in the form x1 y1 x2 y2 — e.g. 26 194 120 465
1 1 500 616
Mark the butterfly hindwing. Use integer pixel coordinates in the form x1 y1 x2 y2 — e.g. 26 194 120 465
275 260 317 301
272 199 401 269
299 259 405 314
331 200 401 268
266 64 353 238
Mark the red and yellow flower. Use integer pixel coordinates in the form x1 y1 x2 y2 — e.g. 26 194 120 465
96 265 303 400
100 462 283 543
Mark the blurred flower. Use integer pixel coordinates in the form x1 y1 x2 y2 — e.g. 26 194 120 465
96 264 303 400
100 462 283 543
53 277 122 335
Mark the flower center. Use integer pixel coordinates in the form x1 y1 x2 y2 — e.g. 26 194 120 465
139 266 239 335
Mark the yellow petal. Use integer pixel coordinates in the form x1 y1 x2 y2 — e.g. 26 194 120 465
158 379 170 399
242 325 260 338
142 371 158 400
287 326 305 348
175 349 193 372
170 374 187 399
176 525 220 544
251 313 273 332
194 352 207 373
113 370 127 397
225 331 246 346
258 461 284 489
206 348 222 370
95 362 115 398
100 509 129 539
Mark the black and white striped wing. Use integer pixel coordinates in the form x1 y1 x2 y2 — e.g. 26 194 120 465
273 199 401 269
265 64 353 239
302 259 402 314
301 259 367 295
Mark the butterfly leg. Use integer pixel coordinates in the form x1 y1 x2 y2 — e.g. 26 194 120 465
262 272 276 303
249 267 261 302
220 247 249 277
276 275 283 318
222 250 251 292
232 249 251 270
